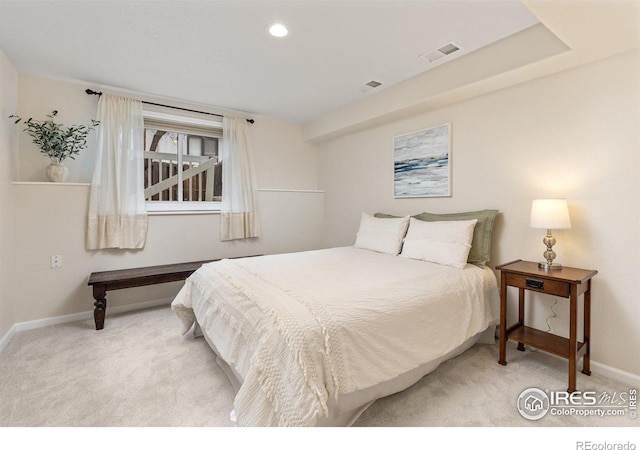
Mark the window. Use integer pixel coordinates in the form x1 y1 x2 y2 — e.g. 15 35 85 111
142 111 223 213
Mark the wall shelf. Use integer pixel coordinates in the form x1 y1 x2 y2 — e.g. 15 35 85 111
12 181 91 186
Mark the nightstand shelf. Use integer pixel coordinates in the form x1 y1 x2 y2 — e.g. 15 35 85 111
496 259 597 392
507 325 586 360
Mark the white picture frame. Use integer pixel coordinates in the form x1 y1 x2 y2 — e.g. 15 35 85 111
393 123 451 198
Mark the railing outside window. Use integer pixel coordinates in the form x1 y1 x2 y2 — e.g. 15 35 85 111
142 111 223 212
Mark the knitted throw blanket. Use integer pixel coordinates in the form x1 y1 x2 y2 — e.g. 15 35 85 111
172 258 348 426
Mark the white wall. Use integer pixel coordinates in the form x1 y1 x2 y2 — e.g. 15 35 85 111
8 74 324 326
0 49 18 344
316 50 640 377
251 117 318 190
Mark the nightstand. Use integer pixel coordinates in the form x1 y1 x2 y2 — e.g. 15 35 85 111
496 259 598 392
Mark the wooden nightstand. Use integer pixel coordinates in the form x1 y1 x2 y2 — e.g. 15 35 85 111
496 260 598 392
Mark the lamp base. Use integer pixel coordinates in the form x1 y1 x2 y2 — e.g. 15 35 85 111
539 262 563 270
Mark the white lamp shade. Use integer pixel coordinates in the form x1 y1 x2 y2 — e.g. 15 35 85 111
530 199 571 229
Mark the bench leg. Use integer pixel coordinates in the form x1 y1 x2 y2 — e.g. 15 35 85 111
92 285 107 330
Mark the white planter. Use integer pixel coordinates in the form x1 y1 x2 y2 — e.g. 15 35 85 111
46 162 69 182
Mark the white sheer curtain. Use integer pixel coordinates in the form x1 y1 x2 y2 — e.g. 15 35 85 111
86 95 148 249
220 116 260 241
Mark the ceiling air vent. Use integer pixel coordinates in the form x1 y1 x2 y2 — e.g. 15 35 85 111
360 80 382 93
421 41 462 63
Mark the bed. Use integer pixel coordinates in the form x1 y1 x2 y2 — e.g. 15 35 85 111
171 210 500 426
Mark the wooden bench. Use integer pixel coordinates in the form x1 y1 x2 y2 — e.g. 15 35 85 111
88 258 249 330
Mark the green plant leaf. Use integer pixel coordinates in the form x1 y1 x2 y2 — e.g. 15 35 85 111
10 110 99 162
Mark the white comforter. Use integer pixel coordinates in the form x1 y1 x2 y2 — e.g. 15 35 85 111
171 247 499 426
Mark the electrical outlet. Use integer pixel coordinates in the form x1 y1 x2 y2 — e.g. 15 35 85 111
51 255 62 269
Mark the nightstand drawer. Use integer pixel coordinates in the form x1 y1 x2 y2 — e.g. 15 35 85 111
505 272 570 297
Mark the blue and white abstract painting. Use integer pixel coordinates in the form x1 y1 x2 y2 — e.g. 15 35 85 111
393 123 451 198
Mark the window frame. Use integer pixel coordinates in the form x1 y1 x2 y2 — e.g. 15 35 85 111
142 110 223 214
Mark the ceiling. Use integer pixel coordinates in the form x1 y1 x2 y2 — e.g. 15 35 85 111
0 0 541 123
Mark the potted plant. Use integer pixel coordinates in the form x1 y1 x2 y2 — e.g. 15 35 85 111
10 110 99 182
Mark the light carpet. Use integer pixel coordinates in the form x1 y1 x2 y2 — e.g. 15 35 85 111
0 305 637 428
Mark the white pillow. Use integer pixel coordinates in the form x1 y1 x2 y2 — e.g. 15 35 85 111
354 213 410 255
400 217 478 268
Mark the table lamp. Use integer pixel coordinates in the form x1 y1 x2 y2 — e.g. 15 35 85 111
530 198 571 270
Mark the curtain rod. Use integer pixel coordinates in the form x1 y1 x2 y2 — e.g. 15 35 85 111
85 89 254 124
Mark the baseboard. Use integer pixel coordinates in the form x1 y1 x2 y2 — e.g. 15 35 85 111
0 323 17 354
0 297 174 352
591 360 640 387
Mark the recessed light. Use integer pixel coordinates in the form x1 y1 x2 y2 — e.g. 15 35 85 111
267 23 288 38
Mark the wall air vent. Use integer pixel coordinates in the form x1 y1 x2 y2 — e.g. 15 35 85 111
420 41 462 63
360 80 382 93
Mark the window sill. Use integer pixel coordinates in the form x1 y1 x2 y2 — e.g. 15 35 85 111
146 201 221 216
147 209 220 216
